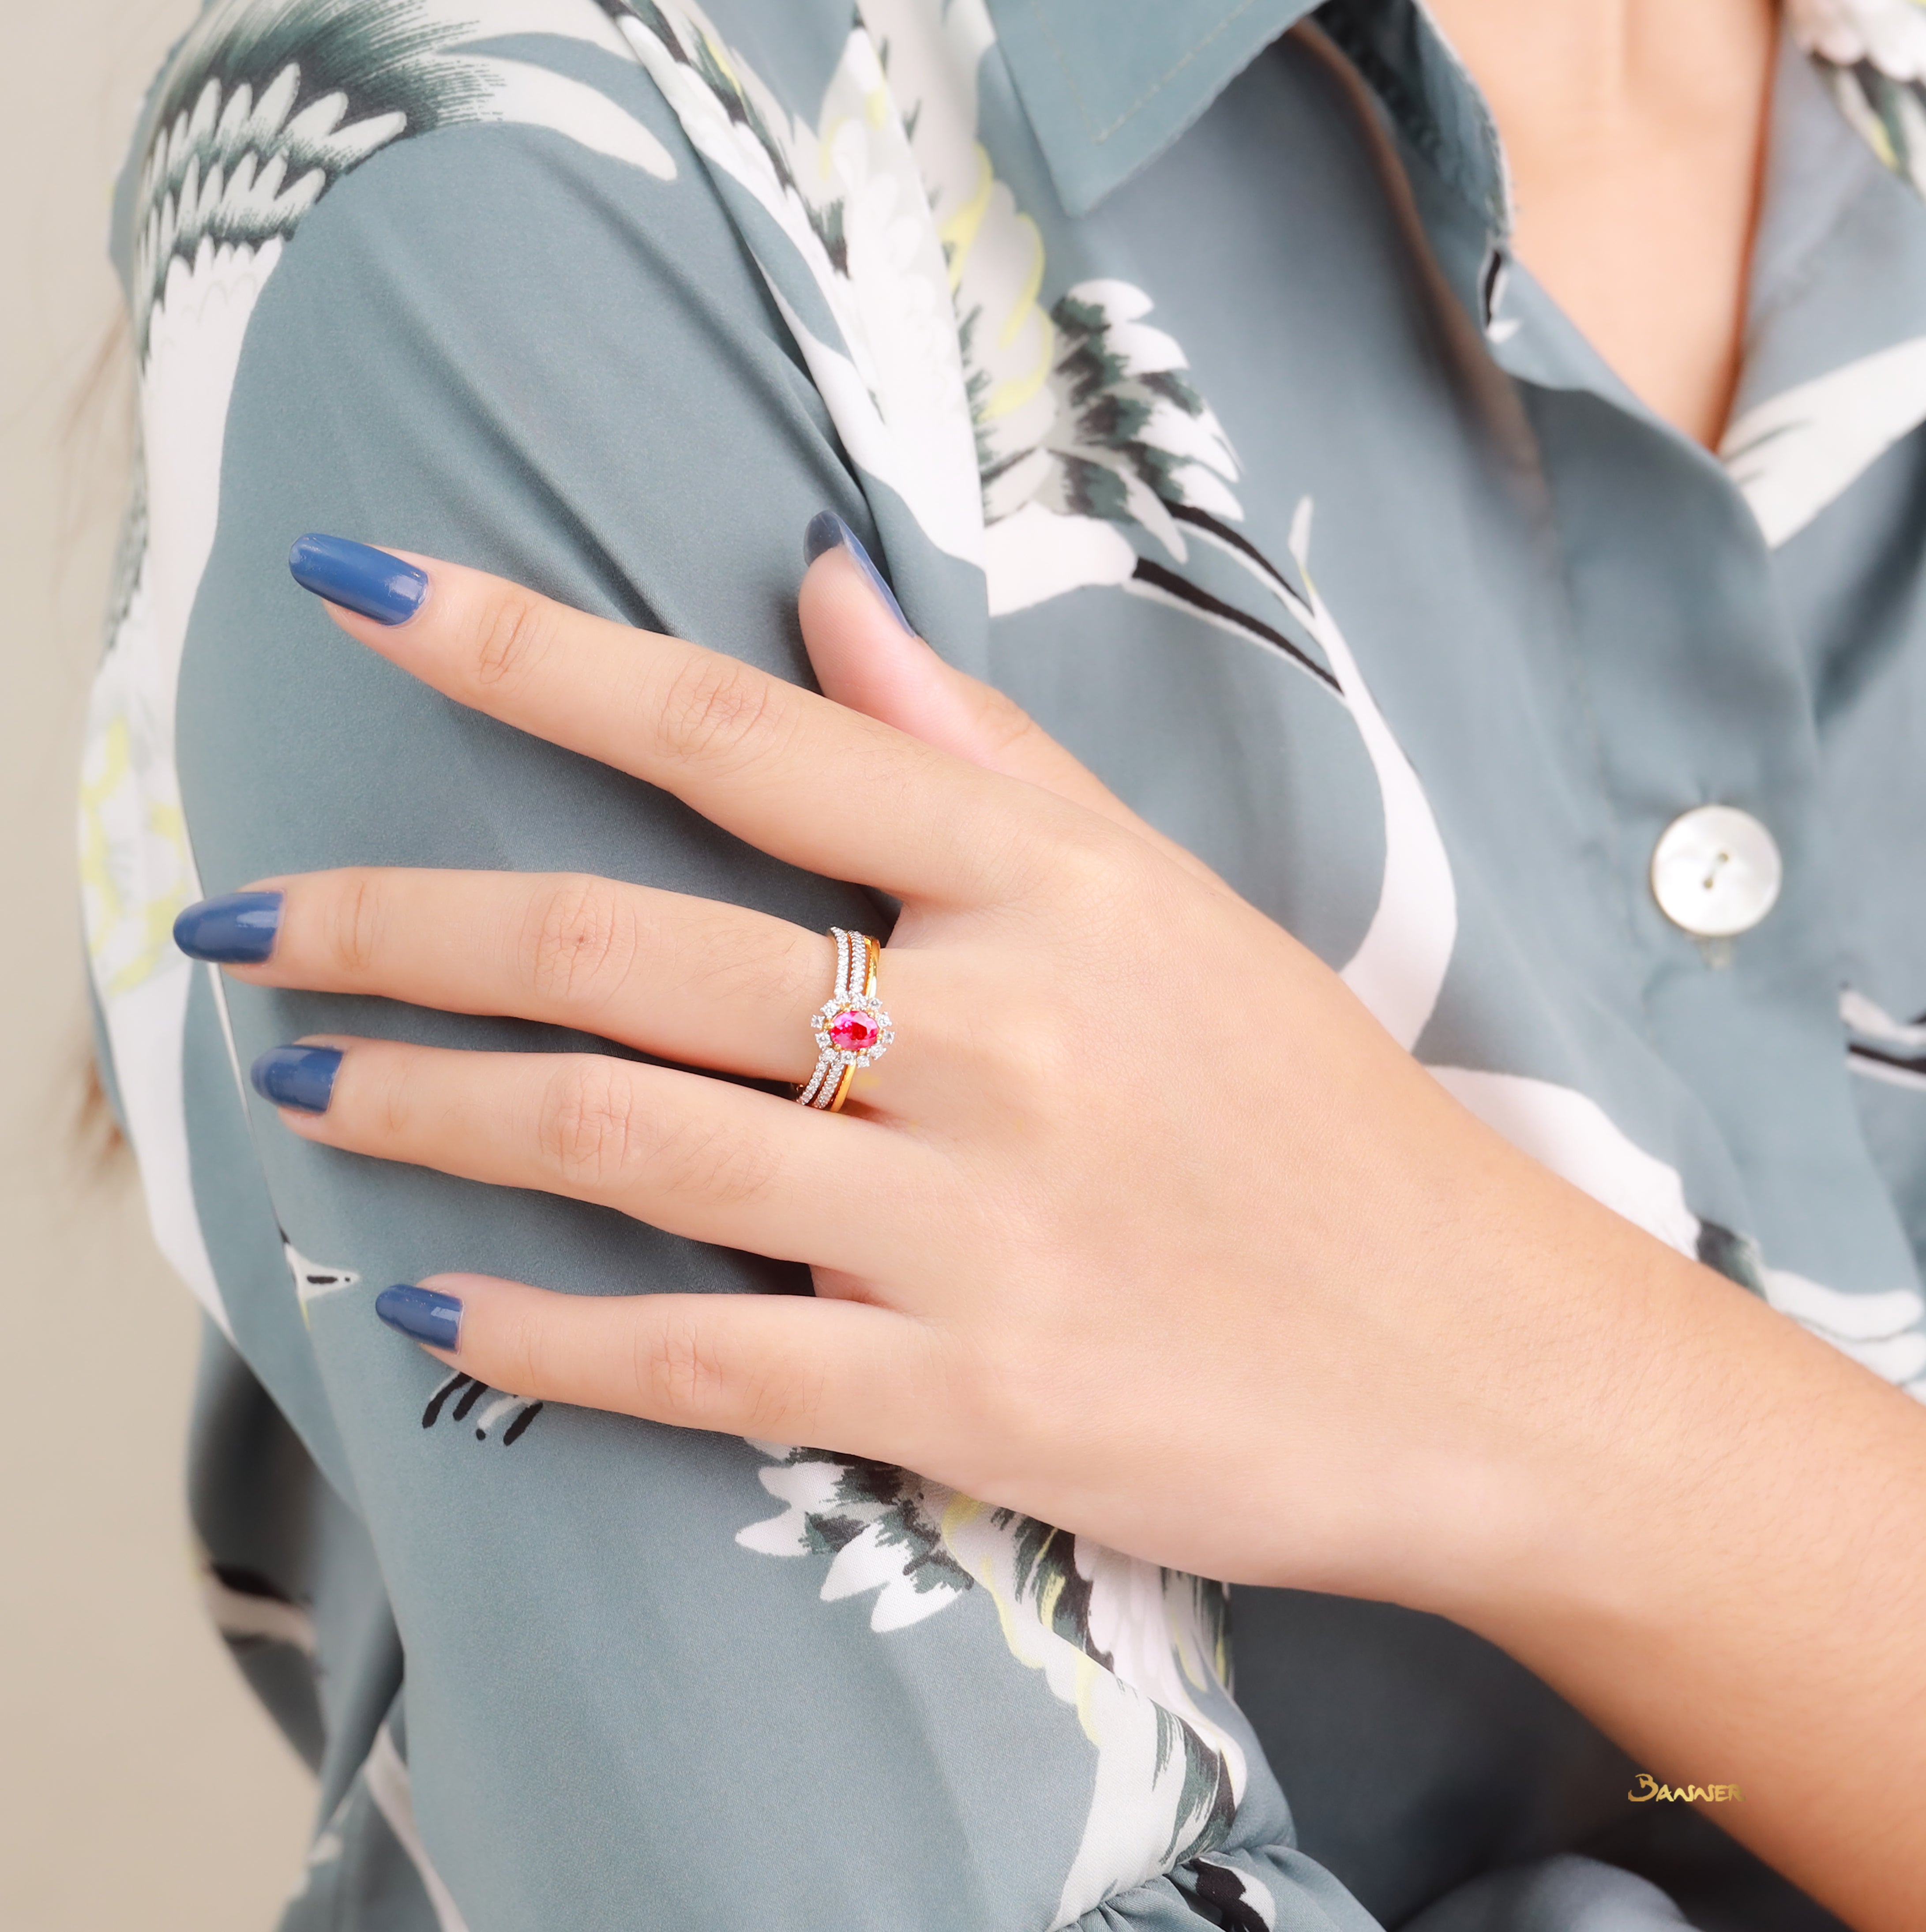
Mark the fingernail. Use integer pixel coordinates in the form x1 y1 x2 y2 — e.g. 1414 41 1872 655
803 511 912 633
375 1283 463 1349
289 533 429 625
251 1045 342 1114
173 890 283 963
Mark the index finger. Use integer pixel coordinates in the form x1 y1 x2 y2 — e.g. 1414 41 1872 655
289 533 1086 905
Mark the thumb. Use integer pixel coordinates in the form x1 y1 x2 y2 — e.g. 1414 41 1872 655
797 513 1171 846
373 1271 944 1457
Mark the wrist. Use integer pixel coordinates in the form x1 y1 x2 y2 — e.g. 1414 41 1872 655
1410 1225 1926 1929
1359 1185 1762 1635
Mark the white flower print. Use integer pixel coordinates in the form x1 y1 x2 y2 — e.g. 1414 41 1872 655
1792 0 1926 79
738 1444 1243 1927
610 0 985 564
1791 0 1926 190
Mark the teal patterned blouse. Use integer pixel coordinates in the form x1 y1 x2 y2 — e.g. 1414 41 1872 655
83 2 1926 1928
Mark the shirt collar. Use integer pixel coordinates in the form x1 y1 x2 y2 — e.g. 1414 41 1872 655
983 0 1320 217
983 0 1926 553
986 0 1509 231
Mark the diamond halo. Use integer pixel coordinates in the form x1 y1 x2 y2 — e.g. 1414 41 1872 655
796 927 894 1109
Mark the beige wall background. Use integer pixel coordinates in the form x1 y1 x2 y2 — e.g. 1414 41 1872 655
1 3 315 1926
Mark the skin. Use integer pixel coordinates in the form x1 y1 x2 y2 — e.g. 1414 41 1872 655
232 549 1926 1930
204 3 1926 1922
1427 0 1779 446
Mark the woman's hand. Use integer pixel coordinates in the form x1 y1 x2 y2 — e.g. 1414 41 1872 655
181 523 1926 1927
200 522 1629 1603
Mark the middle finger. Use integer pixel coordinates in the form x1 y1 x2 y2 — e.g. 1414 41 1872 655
270 1034 942 1279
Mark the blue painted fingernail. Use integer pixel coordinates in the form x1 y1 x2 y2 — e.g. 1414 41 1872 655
803 511 912 633
251 1045 342 1114
375 1283 463 1349
289 533 428 625
173 890 283 963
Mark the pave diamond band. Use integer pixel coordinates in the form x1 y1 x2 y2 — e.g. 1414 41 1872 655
797 927 893 1111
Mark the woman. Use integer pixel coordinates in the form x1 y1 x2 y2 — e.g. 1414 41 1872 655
88 0 1926 1926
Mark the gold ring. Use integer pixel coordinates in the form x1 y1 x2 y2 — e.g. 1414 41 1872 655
797 928 892 1111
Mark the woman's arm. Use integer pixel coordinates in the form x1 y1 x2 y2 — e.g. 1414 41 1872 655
1469 1236 1926 1932
207 538 1926 1932
124 38 1368 1928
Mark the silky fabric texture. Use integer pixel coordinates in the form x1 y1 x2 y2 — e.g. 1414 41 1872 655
81 0 1926 1927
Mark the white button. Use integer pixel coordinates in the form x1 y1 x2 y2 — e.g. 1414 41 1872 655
1650 805 1783 938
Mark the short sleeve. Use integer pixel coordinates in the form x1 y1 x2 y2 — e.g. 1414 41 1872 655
86 5 1381 1927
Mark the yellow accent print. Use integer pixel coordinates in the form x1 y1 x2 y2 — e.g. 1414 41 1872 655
938 143 995 289
937 143 1055 421
78 714 194 998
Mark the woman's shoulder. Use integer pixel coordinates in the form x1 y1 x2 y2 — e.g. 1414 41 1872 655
113 0 864 348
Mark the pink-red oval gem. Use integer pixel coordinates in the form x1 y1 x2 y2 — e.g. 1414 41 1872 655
828 1008 880 1053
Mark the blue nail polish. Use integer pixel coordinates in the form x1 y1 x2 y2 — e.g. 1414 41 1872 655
251 1045 342 1114
289 533 429 625
803 511 912 633
174 891 283 964
375 1283 463 1349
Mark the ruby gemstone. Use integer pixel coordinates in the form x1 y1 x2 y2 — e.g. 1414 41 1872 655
827 1008 880 1053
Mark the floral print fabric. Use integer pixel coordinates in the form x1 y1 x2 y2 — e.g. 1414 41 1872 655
88 2 1926 1927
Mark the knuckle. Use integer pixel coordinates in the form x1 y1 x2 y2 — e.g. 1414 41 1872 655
927 1319 1009 1428
739 1355 819 1439
322 870 386 977
537 1060 779 1208
471 585 558 691
499 1302 555 1400
969 680 1045 762
537 1056 647 1191
634 1305 807 1435
976 998 1078 1101
656 653 789 771
375 1054 418 1143
1047 817 1142 911
636 1303 723 1422
526 875 640 1012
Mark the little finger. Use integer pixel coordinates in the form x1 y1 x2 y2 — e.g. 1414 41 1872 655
374 1271 953 1466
